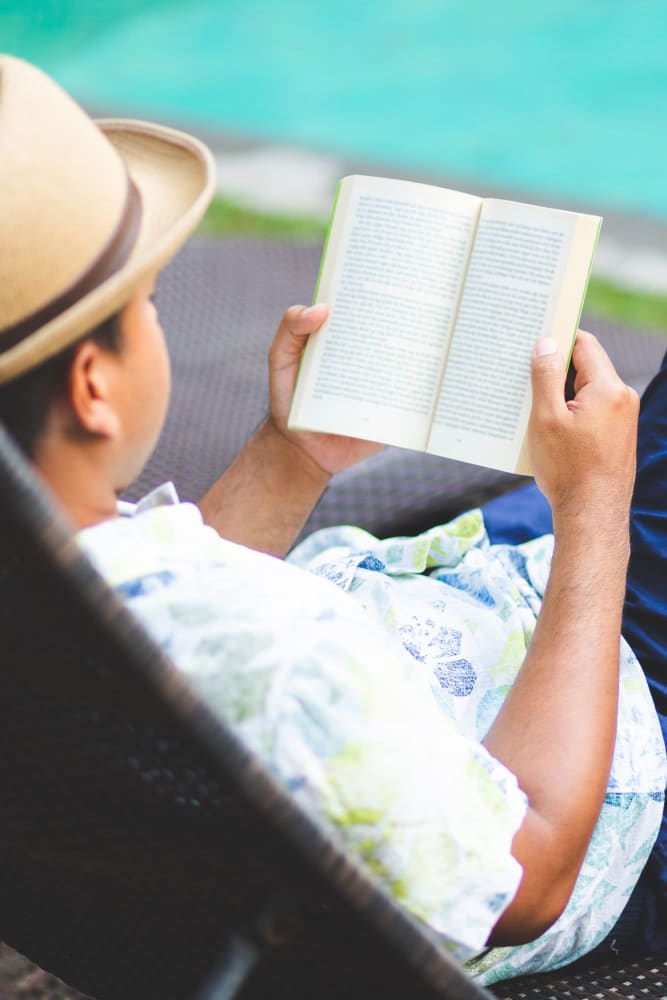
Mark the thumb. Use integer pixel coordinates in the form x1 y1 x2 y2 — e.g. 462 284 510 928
269 303 329 369
530 337 567 421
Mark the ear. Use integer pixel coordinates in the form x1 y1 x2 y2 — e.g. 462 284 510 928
67 339 122 439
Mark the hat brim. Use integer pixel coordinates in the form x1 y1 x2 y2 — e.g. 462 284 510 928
0 119 216 383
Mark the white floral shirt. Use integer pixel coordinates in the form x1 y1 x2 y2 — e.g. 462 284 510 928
78 492 666 985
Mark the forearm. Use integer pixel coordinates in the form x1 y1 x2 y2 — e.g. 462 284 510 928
198 418 331 556
486 503 629 943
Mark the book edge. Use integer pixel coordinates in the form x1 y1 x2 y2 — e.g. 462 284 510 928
287 178 345 430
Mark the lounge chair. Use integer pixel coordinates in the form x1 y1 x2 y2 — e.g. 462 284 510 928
0 236 665 1000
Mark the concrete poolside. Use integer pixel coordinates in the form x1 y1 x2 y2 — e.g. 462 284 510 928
82 101 667 299
196 127 667 298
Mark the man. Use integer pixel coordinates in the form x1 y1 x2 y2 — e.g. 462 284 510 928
0 54 664 984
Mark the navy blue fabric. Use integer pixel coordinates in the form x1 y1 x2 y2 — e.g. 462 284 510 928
483 481 552 545
619 354 667 953
622 351 667 719
481 350 667 955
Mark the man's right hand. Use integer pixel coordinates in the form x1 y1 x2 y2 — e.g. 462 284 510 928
528 330 639 529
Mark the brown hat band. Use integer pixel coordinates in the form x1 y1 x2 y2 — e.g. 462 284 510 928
0 175 143 354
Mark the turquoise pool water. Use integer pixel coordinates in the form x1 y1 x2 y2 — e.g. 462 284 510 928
4 0 667 217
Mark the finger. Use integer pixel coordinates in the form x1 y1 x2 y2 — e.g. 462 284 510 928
530 336 567 421
283 303 329 340
570 329 619 392
269 304 329 367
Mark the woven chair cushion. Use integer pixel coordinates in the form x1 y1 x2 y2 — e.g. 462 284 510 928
130 237 667 539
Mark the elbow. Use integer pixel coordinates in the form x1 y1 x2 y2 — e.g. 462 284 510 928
487 809 582 947
488 879 572 946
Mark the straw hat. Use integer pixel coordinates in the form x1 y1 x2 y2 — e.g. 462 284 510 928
0 54 216 384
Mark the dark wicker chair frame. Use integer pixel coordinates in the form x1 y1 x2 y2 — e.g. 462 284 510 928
0 421 495 1000
1 237 666 1000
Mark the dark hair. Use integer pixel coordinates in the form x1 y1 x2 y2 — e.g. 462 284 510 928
0 312 123 458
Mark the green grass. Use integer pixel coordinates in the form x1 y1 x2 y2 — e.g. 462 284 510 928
584 276 667 333
200 196 667 334
199 195 328 241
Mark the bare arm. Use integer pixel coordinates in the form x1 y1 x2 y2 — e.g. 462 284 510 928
198 304 382 555
198 416 331 557
486 331 639 945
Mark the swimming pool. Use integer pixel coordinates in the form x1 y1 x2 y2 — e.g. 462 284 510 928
4 0 667 218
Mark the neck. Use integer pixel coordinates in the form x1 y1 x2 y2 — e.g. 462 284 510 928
34 435 120 530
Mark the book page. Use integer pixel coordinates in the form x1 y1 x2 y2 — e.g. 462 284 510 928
427 199 594 472
288 175 481 449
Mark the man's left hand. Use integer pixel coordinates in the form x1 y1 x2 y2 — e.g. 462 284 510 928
268 304 384 477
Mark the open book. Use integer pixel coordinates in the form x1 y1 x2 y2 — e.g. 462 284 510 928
288 175 601 475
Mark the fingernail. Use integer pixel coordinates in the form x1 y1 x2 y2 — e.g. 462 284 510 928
302 304 325 318
534 337 557 357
